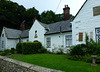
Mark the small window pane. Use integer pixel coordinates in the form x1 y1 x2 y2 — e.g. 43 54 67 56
46 37 51 48
65 35 72 47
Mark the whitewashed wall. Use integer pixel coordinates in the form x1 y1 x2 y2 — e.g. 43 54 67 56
29 20 45 46
72 0 100 45
45 32 72 52
6 39 19 49
21 38 29 42
0 27 7 51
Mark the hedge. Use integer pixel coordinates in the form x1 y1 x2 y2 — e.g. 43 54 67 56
16 42 22 54
22 41 42 54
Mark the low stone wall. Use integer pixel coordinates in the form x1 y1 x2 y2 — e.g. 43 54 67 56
0 56 64 72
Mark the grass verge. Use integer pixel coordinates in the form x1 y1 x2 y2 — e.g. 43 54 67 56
11 54 100 72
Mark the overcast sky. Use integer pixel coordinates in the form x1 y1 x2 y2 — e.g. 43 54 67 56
10 0 86 16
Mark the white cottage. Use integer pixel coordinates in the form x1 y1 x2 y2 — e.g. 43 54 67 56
29 19 72 52
0 5 72 52
72 0 100 45
29 5 72 52
0 22 29 51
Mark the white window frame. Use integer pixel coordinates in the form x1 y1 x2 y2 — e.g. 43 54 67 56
65 35 72 47
46 37 51 48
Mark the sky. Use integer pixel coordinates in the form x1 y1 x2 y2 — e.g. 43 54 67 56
10 0 86 16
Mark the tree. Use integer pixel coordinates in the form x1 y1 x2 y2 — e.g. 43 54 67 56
24 7 40 29
40 10 63 24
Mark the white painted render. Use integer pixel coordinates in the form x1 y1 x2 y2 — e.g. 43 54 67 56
72 0 100 45
21 38 29 42
6 39 19 49
0 27 7 51
45 32 72 52
29 20 46 46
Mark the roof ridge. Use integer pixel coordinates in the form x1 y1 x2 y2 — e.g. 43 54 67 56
4 27 21 31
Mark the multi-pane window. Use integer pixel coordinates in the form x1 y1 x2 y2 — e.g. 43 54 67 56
65 35 72 47
96 28 100 42
46 37 51 48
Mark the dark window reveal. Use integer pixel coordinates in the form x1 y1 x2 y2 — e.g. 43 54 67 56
93 6 100 16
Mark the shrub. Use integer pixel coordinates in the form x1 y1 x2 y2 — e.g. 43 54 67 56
22 42 34 54
70 44 86 56
16 42 22 54
68 55 84 61
33 41 42 53
38 46 47 53
11 48 16 54
0 49 12 56
4 49 11 54
22 41 42 54
96 56 100 64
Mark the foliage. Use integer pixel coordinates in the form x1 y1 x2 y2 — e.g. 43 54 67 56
0 0 40 34
11 54 100 72
38 46 47 53
0 49 12 56
85 35 100 55
11 48 16 54
22 41 43 54
70 44 86 56
16 42 22 54
40 11 63 24
69 34 100 63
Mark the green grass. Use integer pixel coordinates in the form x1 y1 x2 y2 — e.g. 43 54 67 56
11 54 100 72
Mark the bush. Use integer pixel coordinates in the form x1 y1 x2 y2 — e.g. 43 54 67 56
0 49 12 56
70 44 86 56
11 48 16 54
68 55 84 61
38 46 47 53
22 41 42 54
4 49 11 54
16 42 22 54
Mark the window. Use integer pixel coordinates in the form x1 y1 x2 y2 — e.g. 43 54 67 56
93 6 100 16
34 30 38 38
79 32 83 41
2 41 4 48
46 37 51 48
65 35 72 47
96 28 100 42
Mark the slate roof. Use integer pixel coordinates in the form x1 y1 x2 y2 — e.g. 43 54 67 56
5 27 29 39
41 19 72 35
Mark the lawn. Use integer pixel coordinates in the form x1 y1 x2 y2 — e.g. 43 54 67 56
11 54 100 72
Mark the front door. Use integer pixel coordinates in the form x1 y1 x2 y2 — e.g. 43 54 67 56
95 28 100 42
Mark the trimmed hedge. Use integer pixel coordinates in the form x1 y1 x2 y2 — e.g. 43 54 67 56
22 41 42 54
16 42 22 54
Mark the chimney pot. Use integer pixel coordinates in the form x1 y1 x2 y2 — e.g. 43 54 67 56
63 5 70 21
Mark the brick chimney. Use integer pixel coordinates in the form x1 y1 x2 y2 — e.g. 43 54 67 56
20 20 25 31
33 17 36 24
63 5 70 21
